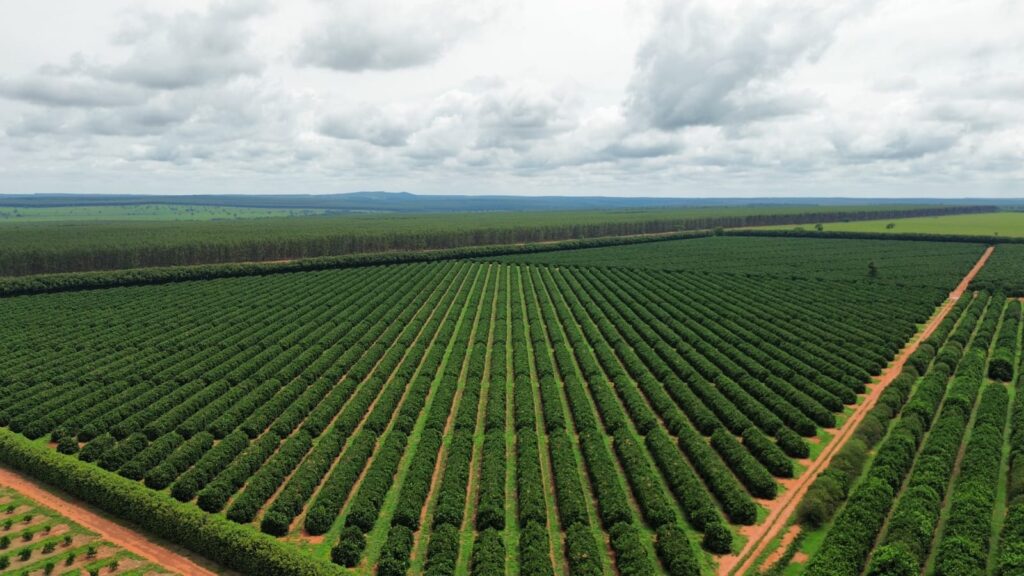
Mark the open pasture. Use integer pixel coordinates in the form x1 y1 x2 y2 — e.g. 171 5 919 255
765 212 1024 238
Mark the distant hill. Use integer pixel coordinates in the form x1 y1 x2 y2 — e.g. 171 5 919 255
0 192 1019 213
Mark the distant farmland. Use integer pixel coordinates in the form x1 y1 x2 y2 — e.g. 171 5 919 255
0 204 987 276
0 204 327 222
765 211 1024 238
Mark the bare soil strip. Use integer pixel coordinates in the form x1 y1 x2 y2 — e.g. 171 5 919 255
721 245 993 576
761 524 801 568
0 468 220 576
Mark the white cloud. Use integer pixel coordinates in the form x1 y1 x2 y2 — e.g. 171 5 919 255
104 0 268 89
0 69 147 108
0 0 1021 197
319 105 412 147
627 0 872 129
297 0 500 72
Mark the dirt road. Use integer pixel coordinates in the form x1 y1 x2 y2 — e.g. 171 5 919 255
720 245 994 576
0 466 220 576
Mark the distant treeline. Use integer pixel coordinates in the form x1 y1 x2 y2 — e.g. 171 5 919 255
0 204 992 276
1 191 1010 212
726 227 1023 245
0 232 713 297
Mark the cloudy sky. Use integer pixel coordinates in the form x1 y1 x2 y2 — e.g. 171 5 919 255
0 0 1021 197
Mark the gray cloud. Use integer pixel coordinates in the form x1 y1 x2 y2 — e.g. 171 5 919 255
105 0 268 89
319 107 412 147
299 27 452 72
627 0 873 130
0 0 1021 197
297 0 498 72
0 72 147 108
0 0 266 115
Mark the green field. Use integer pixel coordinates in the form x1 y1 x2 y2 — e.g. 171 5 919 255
0 204 326 222
0 236 990 576
765 212 1024 238
492 236 986 289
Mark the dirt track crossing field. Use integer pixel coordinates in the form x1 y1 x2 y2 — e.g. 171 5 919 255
720 245 994 576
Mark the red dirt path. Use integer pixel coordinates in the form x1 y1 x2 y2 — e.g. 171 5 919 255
0 468 220 576
719 245 994 576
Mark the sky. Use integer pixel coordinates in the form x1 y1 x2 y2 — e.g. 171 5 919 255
0 0 1021 198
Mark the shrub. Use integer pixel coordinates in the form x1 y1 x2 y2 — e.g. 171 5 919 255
472 528 504 576
656 524 700 575
610 522 656 575
330 526 365 567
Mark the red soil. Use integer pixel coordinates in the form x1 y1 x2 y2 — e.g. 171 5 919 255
719 246 993 576
762 524 801 568
0 468 219 576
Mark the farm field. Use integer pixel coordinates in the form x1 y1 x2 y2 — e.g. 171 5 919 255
761 212 1024 238
768 292 1024 576
0 204 982 277
0 235 1017 576
973 244 1024 296
493 236 986 288
0 205 327 222
0 485 176 575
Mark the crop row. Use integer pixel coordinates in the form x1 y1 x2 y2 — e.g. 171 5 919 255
807 292 1000 576
0 258 968 576
997 344 1024 576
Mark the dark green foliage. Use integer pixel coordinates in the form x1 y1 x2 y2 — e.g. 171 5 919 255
0 429 342 576
475 430 506 531
519 521 554 576
302 431 376 535
711 428 777 498
229 431 314 524
165 431 240 497
613 431 676 527
0 245 984 576
989 300 1020 381
655 524 700 576
329 526 365 568
776 427 810 459
391 428 443 530
578 430 632 527
702 521 733 554
345 431 407 532
433 432 474 529
119 432 184 480
974 244 1024 296
471 528 504 576
609 522 656 576
55 436 79 455
566 523 603 576
78 433 115 463
424 523 459 576
997 502 1024 575
516 429 547 528
547 431 589 528
195 432 278 512
3 205 977 281
806 296 989 576
935 384 1010 576
866 543 918 576
742 427 794 478
644 428 720 531
377 525 414 576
